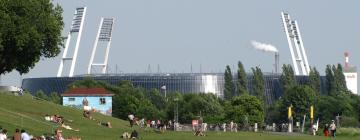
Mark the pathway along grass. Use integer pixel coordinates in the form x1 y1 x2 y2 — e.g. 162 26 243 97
0 92 358 140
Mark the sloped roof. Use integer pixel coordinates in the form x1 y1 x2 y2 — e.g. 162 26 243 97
61 87 114 97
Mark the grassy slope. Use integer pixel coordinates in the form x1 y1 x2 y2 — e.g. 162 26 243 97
0 93 130 140
0 93 358 140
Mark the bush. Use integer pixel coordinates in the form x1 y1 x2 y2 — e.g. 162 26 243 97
337 127 360 136
341 116 360 127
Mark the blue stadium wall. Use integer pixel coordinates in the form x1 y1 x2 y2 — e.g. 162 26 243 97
21 73 327 104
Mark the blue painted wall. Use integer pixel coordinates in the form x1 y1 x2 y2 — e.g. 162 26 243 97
62 96 112 116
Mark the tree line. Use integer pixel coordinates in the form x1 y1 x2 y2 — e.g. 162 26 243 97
224 61 360 127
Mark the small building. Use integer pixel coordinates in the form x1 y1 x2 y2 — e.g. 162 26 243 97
61 87 114 116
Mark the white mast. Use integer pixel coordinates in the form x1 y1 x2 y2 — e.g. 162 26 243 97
57 7 87 77
87 18 115 75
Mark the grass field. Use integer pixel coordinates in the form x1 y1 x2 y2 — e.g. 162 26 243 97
0 93 358 140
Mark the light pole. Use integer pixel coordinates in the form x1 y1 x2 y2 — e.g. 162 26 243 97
161 85 167 99
174 98 179 131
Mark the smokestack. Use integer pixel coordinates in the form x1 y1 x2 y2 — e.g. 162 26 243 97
345 52 349 68
275 52 280 74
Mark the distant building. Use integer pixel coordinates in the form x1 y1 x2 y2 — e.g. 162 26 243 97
343 52 358 94
61 87 114 116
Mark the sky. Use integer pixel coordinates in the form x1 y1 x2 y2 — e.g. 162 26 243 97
0 0 359 89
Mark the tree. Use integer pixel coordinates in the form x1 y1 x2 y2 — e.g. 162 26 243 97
280 64 296 93
251 67 265 104
280 85 316 122
167 93 225 124
334 64 348 93
316 95 356 126
49 92 61 104
236 61 249 95
326 64 349 96
308 67 321 95
224 65 235 100
67 77 103 89
34 90 49 101
325 65 335 95
144 89 166 110
0 0 64 74
225 94 264 125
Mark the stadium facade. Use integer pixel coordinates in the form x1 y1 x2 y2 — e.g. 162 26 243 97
21 73 327 104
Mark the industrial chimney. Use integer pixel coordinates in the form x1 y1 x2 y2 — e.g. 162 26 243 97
275 52 280 74
345 52 349 69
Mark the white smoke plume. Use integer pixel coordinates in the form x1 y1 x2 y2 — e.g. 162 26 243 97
251 40 278 53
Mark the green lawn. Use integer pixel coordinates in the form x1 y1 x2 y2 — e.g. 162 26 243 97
139 131 358 140
0 93 358 140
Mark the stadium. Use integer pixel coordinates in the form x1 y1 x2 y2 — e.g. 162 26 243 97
21 9 357 103
21 73 329 104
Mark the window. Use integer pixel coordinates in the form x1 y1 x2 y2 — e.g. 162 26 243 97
69 98 75 102
100 98 106 105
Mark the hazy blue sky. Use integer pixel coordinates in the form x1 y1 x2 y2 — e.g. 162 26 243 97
1 0 359 88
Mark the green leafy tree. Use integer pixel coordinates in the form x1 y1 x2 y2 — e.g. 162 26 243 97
112 81 144 119
236 61 249 95
0 0 64 74
325 65 335 95
316 95 355 126
224 65 235 100
334 64 348 93
251 67 265 104
34 90 49 101
136 99 162 120
166 93 224 124
144 89 166 110
308 67 321 95
49 92 61 104
280 64 296 93
280 85 316 121
326 64 349 96
225 94 264 125
68 77 103 89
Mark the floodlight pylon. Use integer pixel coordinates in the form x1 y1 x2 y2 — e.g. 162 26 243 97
87 18 115 74
57 7 87 77
281 12 310 75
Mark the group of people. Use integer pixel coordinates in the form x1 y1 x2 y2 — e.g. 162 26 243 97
128 114 169 132
322 120 337 137
0 127 33 140
45 115 79 132
222 121 238 132
44 114 65 124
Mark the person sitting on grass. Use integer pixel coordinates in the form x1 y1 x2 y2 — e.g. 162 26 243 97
61 122 80 132
98 122 112 128
130 130 138 139
0 129 8 140
21 129 31 140
12 128 21 140
194 128 205 136
121 132 130 139
83 110 92 119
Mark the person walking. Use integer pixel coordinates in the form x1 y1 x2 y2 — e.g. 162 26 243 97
323 124 329 137
128 114 135 127
330 120 336 137
222 123 226 132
